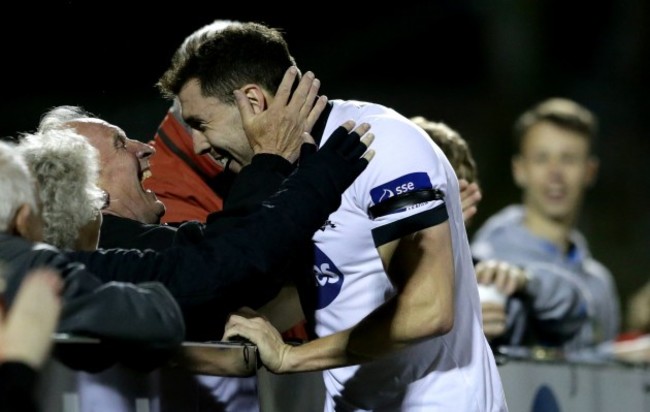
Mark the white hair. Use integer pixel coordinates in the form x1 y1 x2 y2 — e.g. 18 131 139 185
37 105 94 133
0 141 39 232
18 129 105 249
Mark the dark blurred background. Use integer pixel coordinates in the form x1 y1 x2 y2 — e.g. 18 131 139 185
1 3 648 328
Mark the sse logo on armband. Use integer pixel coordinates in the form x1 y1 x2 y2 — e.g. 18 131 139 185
370 172 432 214
313 246 343 309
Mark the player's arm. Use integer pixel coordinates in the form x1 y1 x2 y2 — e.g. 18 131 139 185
361 221 455 346
319 220 455 365
222 219 454 373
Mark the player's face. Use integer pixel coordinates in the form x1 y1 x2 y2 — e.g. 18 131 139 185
512 121 597 225
178 79 253 174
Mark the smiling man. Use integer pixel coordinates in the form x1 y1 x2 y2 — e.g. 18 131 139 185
37 106 174 250
471 97 620 351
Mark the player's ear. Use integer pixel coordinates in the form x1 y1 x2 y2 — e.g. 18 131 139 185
241 84 267 114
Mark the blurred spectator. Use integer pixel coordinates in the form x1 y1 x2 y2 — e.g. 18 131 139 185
626 280 650 335
607 280 650 363
471 98 620 351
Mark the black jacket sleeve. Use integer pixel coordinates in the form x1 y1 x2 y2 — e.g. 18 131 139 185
181 154 302 340
219 153 294 214
99 215 177 250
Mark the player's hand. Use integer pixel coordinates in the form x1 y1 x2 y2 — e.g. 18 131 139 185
222 307 292 373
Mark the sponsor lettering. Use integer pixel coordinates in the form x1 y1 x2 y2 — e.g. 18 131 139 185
313 246 343 309
370 172 433 215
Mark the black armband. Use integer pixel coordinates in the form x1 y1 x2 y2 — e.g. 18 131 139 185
368 188 444 219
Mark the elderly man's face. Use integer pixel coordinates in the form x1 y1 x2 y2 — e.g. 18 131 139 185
71 119 165 224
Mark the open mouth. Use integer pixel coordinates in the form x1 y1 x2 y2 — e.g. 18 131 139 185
544 186 566 201
209 148 232 168
138 167 152 186
141 169 152 184
139 168 160 202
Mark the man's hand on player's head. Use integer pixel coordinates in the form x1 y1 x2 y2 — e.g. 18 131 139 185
234 66 327 163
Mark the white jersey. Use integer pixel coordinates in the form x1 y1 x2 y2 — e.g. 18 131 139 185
311 100 507 411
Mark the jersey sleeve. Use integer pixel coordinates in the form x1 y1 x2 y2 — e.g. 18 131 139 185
351 115 450 247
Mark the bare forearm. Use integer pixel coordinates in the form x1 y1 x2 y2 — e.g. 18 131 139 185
283 296 446 373
283 330 353 372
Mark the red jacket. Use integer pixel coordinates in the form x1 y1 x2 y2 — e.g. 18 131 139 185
144 104 224 223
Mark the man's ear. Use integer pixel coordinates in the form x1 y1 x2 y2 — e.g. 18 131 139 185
512 155 526 188
14 203 42 242
241 84 267 114
585 156 600 187
13 203 32 236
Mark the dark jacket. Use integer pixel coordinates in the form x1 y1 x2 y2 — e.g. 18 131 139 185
0 234 185 372
99 214 177 250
